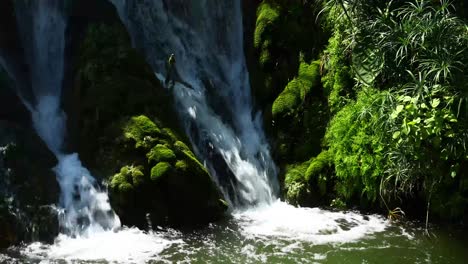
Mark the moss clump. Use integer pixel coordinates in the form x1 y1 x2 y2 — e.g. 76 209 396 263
110 165 145 191
284 161 310 186
284 161 311 205
110 173 128 191
254 2 280 66
175 160 188 172
272 59 321 117
305 150 332 181
174 141 208 174
254 3 279 48
124 115 161 148
174 140 191 152
131 167 145 187
305 150 333 196
150 162 172 182
147 144 176 163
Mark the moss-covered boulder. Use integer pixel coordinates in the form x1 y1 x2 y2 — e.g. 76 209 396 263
107 116 227 228
73 20 227 228
272 59 321 118
283 150 334 207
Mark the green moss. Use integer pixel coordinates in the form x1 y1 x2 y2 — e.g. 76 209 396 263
118 182 134 193
111 170 132 192
124 116 161 148
173 141 208 174
271 86 300 117
147 144 176 163
284 161 310 186
254 2 280 49
130 166 145 187
175 160 188 172
254 2 280 67
110 165 146 191
305 150 332 181
110 169 126 185
162 128 178 142
151 162 172 182
174 140 191 152
272 59 321 117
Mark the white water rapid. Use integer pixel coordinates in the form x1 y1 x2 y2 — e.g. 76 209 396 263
13 0 120 236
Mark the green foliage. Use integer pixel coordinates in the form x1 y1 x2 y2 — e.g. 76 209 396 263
150 162 172 182
353 0 468 87
272 59 321 117
147 144 176 163
326 89 388 202
321 21 354 113
320 0 468 219
330 198 346 209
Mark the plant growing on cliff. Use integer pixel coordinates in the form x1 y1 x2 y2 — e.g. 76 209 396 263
322 0 468 221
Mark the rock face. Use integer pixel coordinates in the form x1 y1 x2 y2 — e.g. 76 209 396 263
0 0 34 105
0 0 60 248
245 0 331 203
0 72 59 248
72 13 227 228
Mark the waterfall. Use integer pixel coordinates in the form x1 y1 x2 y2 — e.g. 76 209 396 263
110 0 279 207
9 0 120 236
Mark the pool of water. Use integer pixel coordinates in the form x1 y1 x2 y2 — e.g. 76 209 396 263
2 201 467 263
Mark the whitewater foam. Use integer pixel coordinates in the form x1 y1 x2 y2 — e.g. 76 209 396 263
233 200 388 245
21 228 180 263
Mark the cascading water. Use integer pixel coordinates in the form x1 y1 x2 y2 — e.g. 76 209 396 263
12 0 119 236
0 1 399 262
108 1 391 256
110 0 279 207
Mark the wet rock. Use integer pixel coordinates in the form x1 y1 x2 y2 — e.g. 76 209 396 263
72 21 227 229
